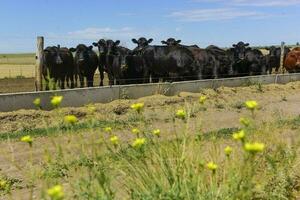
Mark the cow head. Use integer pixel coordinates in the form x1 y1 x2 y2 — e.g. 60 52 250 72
93 39 107 55
232 41 250 60
70 44 93 64
132 37 153 52
161 38 181 46
106 40 120 55
43 45 63 65
289 51 300 68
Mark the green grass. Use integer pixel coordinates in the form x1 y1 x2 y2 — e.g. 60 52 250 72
2 102 300 199
0 119 129 141
2 82 300 199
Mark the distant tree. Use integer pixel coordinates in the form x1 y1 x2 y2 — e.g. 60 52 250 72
297 42 299 46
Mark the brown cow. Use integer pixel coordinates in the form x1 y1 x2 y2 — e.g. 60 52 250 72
284 48 300 73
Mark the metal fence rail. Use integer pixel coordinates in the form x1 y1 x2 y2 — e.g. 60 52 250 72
0 73 300 112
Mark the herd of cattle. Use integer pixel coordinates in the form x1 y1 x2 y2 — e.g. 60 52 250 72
42 38 300 89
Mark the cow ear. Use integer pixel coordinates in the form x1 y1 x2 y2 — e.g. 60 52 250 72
132 39 138 44
93 42 98 47
88 46 93 50
245 43 249 47
176 40 181 44
148 38 153 44
69 48 76 52
161 40 167 45
115 40 120 46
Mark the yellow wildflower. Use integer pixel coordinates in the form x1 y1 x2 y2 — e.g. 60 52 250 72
199 96 207 104
131 128 140 135
176 109 186 120
51 96 63 107
87 105 96 113
0 180 7 190
207 162 218 173
21 135 33 147
131 103 144 113
64 115 78 125
232 130 245 141
245 100 258 111
33 98 41 108
104 127 112 133
239 117 250 127
47 185 64 200
152 129 161 136
132 138 146 149
224 146 233 157
244 142 265 154
110 136 119 145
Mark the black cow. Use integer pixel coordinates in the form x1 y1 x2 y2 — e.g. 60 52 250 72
122 54 147 84
43 45 75 90
100 39 131 85
161 38 199 48
70 44 98 87
265 46 290 74
92 39 106 86
206 45 234 77
132 37 197 82
229 42 266 76
132 37 154 54
160 39 219 79
161 39 233 79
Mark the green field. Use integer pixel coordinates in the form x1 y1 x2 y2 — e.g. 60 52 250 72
0 82 300 199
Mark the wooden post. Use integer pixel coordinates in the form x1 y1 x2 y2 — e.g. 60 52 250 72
279 41 285 74
35 36 44 91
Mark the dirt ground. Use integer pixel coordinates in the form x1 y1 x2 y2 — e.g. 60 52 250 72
1 81 300 134
0 81 300 199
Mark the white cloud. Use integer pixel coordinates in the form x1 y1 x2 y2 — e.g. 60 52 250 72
44 27 165 49
66 27 138 40
170 8 268 22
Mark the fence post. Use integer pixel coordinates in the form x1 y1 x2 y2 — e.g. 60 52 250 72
35 36 44 91
279 41 285 74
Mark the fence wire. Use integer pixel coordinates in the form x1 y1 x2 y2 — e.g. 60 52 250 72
0 71 284 94
1 38 298 94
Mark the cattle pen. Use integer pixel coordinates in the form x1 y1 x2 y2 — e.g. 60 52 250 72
0 37 298 112
0 72 300 112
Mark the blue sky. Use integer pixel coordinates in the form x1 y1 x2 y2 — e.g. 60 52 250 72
0 0 300 53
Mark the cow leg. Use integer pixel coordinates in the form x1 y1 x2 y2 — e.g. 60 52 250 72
60 76 65 90
66 74 70 88
70 74 75 89
87 74 94 87
107 73 114 85
74 73 78 88
79 74 84 88
99 66 104 86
